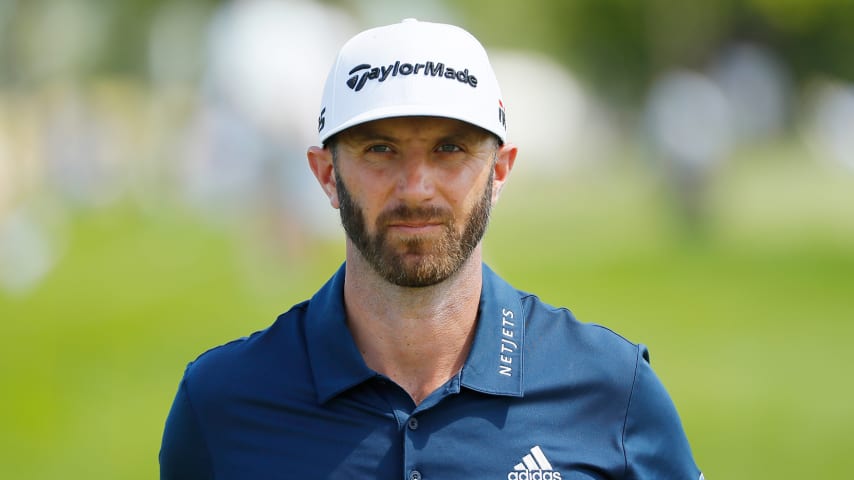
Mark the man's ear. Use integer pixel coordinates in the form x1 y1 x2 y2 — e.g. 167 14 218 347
307 146 340 209
491 143 517 204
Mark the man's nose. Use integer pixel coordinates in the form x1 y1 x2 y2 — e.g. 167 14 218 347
396 153 435 203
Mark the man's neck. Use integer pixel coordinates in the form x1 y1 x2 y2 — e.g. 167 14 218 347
343 245 483 405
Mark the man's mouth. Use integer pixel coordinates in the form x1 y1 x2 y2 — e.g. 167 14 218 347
386 221 444 233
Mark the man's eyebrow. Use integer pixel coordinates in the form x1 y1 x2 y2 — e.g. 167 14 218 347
436 132 497 148
437 132 481 143
341 128 490 146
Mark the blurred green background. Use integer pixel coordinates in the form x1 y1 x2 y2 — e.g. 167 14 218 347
1 0 853 478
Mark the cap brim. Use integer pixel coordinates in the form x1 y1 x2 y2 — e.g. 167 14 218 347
321 104 505 144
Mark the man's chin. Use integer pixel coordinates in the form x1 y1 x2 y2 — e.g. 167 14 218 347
385 231 445 249
377 254 456 288
387 271 450 289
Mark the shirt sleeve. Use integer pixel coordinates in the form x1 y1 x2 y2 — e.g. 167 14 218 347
160 374 214 480
622 345 702 479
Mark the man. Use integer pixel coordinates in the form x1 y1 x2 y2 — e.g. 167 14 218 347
160 19 703 479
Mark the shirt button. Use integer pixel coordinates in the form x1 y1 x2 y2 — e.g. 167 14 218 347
409 470 422 480
407 417 419 430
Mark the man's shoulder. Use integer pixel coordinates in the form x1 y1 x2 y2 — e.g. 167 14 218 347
484 267 639 359
521 292 638 350
181 301 313 395
518 291 644 386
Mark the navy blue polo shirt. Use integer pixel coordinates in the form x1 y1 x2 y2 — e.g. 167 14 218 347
160 264 701 479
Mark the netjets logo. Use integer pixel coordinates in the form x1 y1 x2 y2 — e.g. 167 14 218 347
507 446 562 480
346 60 479 92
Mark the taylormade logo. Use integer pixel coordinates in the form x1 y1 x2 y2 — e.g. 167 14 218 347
346 61 478 92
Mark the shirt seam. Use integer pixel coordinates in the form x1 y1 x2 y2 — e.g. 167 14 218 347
517 293 528 395
620 344 643 479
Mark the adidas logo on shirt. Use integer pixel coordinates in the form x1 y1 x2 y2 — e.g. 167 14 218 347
506 445 562 480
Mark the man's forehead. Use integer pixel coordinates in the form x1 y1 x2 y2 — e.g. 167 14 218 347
339 116 494 142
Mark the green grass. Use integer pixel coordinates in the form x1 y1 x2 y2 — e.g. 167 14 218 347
1 144 852 479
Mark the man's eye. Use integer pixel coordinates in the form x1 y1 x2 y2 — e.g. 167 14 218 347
437 144 462 153
367 145 392 153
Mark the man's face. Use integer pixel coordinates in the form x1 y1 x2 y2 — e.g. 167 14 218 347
331 117 499 287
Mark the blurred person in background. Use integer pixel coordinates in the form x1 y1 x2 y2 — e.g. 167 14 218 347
160 18 702 479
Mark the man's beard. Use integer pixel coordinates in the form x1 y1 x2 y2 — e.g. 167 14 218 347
336 170 493 288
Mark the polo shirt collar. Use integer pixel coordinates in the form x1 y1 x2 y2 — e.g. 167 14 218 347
460 264 525 397
305 263 525 404
305 264 376 404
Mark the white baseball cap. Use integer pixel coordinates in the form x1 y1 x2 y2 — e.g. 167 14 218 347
316 18 507 145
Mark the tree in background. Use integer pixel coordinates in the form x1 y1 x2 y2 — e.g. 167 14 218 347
454 0 854 108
